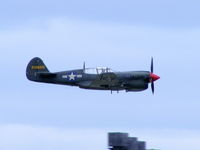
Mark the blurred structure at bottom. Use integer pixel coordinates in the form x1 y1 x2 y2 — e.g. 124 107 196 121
108 132 159 150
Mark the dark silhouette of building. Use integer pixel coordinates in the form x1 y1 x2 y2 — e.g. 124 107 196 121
108 132 148 150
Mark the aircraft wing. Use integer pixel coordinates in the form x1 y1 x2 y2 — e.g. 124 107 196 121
92 72 120 88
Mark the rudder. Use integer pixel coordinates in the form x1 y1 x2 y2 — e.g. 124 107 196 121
26 57 49 81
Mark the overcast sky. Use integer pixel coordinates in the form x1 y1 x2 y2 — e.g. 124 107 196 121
1 0 200 150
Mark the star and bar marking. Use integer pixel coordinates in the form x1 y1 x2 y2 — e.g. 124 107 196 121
62 72 82 81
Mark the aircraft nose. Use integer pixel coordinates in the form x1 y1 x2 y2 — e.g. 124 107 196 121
150 73 160 82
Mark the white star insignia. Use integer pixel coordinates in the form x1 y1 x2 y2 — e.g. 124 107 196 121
68 72 76 80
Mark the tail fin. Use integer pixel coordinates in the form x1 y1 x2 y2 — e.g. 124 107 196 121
26 57 49 81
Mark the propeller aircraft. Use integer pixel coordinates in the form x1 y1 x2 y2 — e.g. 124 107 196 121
26 57 160 93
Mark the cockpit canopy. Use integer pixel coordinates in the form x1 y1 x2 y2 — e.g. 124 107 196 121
84 67 114 74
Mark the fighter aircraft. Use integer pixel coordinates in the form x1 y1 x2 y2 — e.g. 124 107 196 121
26 57 160 93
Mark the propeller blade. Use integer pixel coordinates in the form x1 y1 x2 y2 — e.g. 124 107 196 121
151 57 153 73
150 57 160 94
151 81 154 94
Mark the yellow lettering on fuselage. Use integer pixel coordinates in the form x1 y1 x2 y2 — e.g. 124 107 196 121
31 66 45 70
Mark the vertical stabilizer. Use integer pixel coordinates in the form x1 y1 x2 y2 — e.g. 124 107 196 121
26 57 49 81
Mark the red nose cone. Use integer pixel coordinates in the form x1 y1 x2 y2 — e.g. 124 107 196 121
150 73 160 82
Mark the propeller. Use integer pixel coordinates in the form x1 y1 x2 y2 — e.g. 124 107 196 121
151 57 153 73
150 57 160 94
151 80 154 94
151 57 154 94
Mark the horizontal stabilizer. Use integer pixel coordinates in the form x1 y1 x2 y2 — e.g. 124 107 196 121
38 72 57 78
